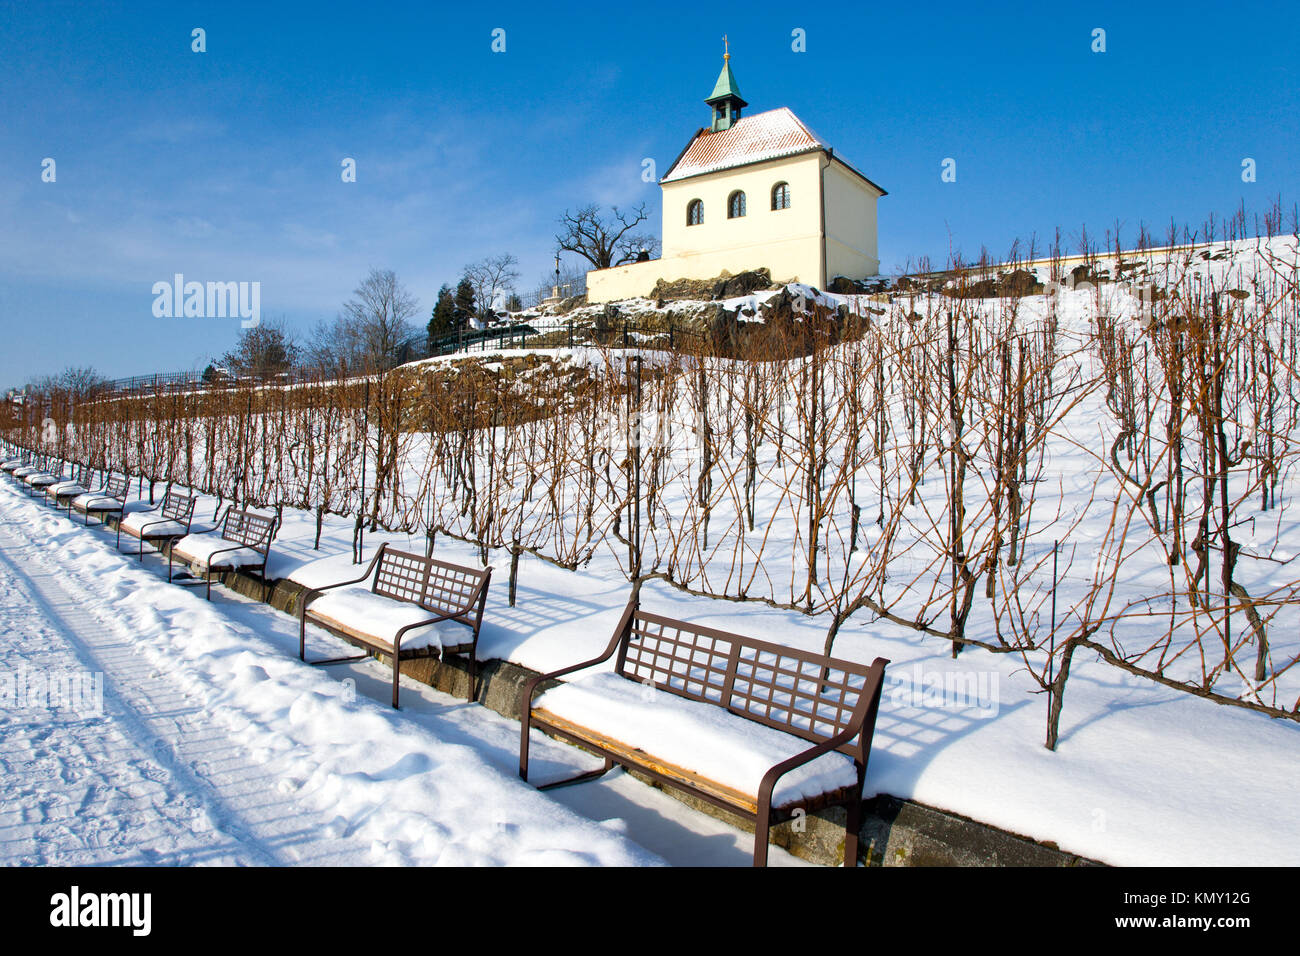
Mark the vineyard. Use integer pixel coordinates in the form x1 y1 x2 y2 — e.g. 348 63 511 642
8 228 1300 750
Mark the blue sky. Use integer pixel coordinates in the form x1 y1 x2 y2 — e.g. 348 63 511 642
1 0 1296 386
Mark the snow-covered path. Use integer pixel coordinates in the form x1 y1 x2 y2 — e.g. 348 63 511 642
0 488 664 866
0 522 359 864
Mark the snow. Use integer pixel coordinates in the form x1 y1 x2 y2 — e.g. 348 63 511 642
4 236 1299 866
118 511 187 538
71 492 121 511
45 480 86 497
172 532 264 570
229 500 1300 866
0 485 666 866
306 586 467 651
535 671 860 805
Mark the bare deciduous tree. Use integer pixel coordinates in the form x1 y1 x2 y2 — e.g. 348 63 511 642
557 204 660 270
324 268 421 373
463 254 520 322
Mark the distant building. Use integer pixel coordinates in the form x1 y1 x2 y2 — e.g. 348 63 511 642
587 52 885 303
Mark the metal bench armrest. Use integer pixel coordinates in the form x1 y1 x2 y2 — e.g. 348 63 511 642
299 545 387 619
755 722 864 813
391 610 462 653
520 596 638 715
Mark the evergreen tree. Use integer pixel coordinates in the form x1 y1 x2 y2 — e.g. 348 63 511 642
454 276 476 329
427 284 456 350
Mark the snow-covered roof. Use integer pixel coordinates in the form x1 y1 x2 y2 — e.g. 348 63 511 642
660 106 886 194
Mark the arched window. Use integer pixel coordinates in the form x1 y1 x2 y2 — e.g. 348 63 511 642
728 190 746 219
771 182 791 210
686 199 704 226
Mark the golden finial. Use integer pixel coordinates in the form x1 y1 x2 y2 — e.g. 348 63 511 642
723 34 729 61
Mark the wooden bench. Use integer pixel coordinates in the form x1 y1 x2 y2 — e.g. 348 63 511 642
0 453 30 475
116 489 196 561
298 543 492 708
168 506 279 600
72 473 129 525
45 463 94 509
519 597 890 866
23 458 66 496
9 456 48 483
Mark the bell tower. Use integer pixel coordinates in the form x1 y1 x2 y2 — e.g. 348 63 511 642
704 38 747 132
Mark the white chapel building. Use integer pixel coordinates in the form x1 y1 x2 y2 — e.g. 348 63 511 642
587 53 886 303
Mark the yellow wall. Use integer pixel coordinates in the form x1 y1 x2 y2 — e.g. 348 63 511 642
823 159 881 280
661 153 823 273
586 150 882 303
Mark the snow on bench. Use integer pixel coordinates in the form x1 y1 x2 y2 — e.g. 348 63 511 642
71 474 129 525
519 596 890 866
298 543 492 708
45 464 93 509
168 505 279 600
116 489 196 561
23 459 65 495
9 457 49 481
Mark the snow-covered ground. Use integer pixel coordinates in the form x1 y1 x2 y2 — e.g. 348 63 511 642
5 236 1299 867
3 471 1296 866
0 483 817 866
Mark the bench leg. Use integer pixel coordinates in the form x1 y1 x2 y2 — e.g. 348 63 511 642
844 798 862 868
753 814 771 867
391 655 400 709
206 566 212 601
519 715 532 781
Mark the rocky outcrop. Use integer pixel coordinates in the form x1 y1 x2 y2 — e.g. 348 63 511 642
651 268 775 304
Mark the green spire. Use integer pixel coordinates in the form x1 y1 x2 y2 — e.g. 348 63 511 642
704 44 747 131
707 60 743 104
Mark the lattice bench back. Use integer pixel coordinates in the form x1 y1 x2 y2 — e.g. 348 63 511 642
103 474 129 499
160 490 196 522
221 507 277 554
615 609 883 762
372 546 489 624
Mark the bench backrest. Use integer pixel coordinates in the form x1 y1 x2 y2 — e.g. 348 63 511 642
614 606 888 763
103 474 129 499
371 545 490 624
160 490 196 522
220 507 277 554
